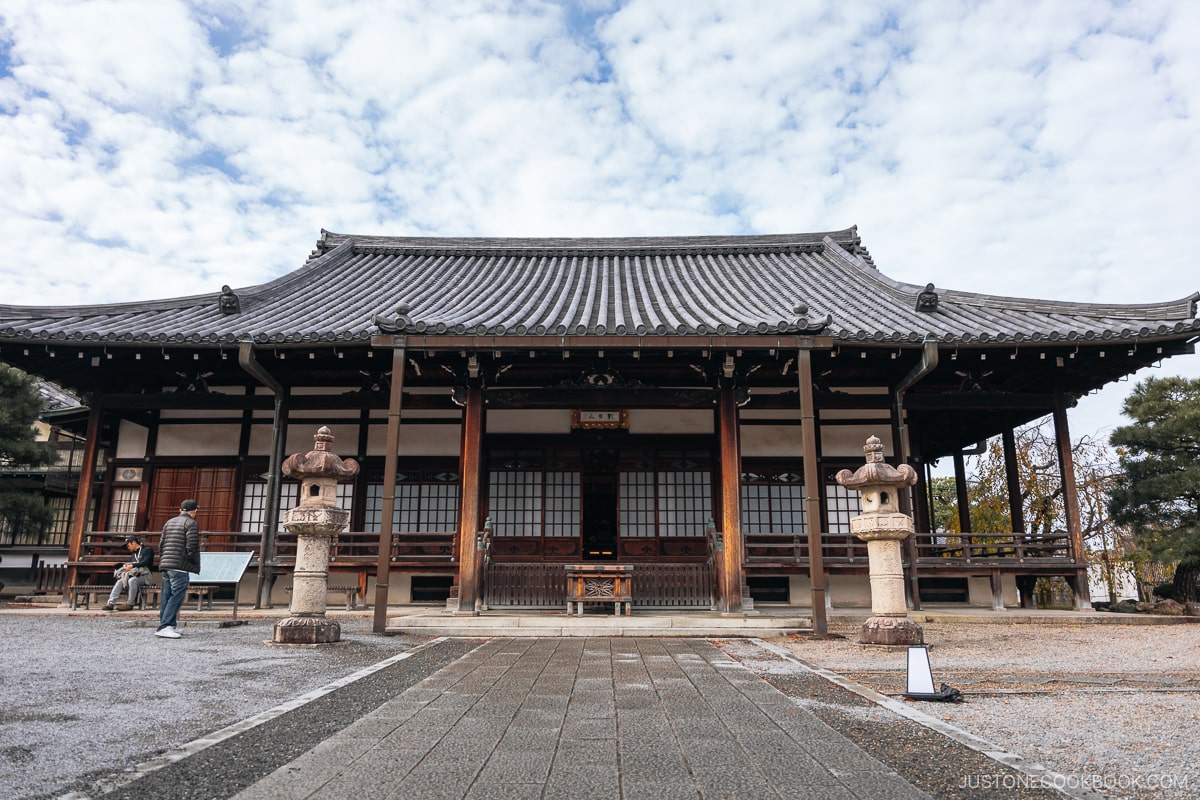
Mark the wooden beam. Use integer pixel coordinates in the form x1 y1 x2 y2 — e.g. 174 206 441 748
382 334 835 351
953 450 972 534
486 387 715 409
903 393 1056 410
797 350 827 634
716 384 745 614
64 406 103 599
1053 392 1092 610
88 391 454 411
1002 428 1026 534
454 385 485 614
372 344 407 633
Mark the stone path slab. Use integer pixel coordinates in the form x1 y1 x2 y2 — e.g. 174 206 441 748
232 638 928 800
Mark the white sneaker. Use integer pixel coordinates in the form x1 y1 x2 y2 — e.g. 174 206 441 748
155 627 182 639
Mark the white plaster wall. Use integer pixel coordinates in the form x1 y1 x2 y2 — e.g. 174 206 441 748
789 575 808 606
284 422 360 455
827 574 872 607
488 409 572 434
628 409 713 434
740 425 803 457
821 426 894 458
966 575 1019 607
391 574 412 604
116 420 149 459
156 424 240 456
364 424 461 456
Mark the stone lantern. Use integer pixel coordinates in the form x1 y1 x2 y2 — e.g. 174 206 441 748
272 426 360 645
835 435 923 646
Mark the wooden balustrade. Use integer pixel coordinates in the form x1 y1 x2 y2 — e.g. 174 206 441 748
912 531 1071 562
743 531 1073 567
68 529 458 584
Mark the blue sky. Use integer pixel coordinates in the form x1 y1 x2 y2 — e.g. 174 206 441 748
0 0 1197 440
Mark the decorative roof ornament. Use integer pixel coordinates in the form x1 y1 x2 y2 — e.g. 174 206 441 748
793 301 833 332
218 285 241 315
916 283 939 313
373 301 413 333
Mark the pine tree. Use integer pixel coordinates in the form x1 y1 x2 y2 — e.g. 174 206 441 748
0 364 54 540
1109 376 1200 602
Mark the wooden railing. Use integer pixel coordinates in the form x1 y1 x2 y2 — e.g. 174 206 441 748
70 529 458 582
744 531 1073 566
744 533 868 565
484 562 712 609
913 532 1072 562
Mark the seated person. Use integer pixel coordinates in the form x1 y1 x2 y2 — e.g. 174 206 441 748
103 535 155 611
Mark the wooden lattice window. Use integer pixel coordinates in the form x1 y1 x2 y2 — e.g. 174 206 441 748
741 469 807 534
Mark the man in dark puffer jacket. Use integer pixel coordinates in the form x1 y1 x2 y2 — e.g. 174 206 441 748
155 499 201 639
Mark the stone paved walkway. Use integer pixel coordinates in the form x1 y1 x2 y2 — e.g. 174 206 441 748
232 638 929 800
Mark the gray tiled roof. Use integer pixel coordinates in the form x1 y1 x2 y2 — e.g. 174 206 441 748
0 228 1196 347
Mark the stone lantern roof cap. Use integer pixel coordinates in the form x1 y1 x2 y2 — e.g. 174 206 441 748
282 426 360 480
834 435 917 489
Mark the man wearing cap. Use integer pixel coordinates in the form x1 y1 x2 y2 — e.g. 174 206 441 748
155 499 201 639
102 535 154 611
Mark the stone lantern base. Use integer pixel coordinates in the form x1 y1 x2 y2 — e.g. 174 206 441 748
272 616 342 645
859 615 923 646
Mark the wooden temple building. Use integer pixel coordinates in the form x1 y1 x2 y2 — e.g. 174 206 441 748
1 227 1197 627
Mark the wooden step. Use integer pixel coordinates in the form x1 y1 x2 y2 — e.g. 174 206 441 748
384 611 811 638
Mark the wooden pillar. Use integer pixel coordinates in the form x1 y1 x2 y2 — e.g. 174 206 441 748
257 393 289 608
952 449 972 533
1002 429 1026 534
716 383 745 614
454 384 485 615
64 406 103 598
797 350 827 634
1053 393 1092 610
891 400 922 611
372 343 406 633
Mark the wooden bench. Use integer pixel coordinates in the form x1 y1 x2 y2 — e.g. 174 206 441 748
68 581 156 610
184 584 217 610
284 584 365 610
68 584 116 610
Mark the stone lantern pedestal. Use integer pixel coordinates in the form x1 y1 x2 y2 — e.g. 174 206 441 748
835 436 923 646
272 427 359 646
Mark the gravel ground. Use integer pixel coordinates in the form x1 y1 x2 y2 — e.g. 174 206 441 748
761 620 1200 800
4 610 1195 800
0 611 455 800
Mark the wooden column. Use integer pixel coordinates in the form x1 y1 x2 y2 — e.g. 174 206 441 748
64 406 103 599
454 384 485 615
891 401 921 611
257 393 289 608
953 449 972 533
716 383 745 614
372 343 406 633
1052 393 1092 610
797 349 827 634
1002 428 1026 534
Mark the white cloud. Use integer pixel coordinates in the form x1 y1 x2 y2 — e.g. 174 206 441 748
0 0 1196 436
